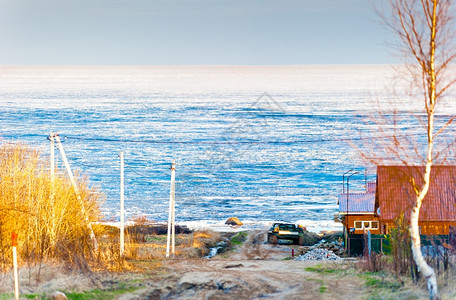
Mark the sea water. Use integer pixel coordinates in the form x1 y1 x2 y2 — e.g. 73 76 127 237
1 65 454 231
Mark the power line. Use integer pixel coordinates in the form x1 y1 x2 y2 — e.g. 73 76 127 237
62 133 429 145
124 163 168 181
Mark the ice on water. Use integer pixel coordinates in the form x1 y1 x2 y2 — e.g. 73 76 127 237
1 65 455 228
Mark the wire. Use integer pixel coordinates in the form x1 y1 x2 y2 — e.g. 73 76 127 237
62 133 429 145
124 164 167 181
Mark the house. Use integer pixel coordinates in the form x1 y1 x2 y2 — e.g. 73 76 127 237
338 190 380 235
376 165 456 235
336 181 379 256
337 166 456 256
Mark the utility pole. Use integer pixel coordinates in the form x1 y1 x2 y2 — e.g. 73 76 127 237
342 169 353 195
166 160 176 258
342 169 353 250
54 133 98 250
120 151 125 257
50 132 55 184
171 162 176 257
346 171 358 257
12 232 19 300
49 132 56 206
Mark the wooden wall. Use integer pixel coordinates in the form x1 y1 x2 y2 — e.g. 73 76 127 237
381 220 456 235
344 214 381 235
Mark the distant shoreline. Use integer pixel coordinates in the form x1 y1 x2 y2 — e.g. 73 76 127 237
99 218 343 234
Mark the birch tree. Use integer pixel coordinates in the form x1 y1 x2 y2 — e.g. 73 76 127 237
378 1 456 298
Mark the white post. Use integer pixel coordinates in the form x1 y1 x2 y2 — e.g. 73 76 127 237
120 151 125 257
54 134 98 250
49 133 56 247
171 161 176 257
12 232 19 300
50 132 55 184
166 160 176 258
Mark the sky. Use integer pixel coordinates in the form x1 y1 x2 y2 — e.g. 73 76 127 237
0 0 394 65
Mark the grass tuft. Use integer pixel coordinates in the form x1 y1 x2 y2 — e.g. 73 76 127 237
231 232 248 246
65 284 139 300
319 285 327 293
305 264 343 274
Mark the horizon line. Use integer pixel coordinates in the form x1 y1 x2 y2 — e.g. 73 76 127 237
0 63 398 67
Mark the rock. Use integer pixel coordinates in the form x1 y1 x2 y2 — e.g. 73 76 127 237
127 224 192 235
298 225 307 231
300 230 320 246
321 231 343 243
225 263 244 269
51 291 67 300
225 217 243 226
215 280 238 292
294 248 341 261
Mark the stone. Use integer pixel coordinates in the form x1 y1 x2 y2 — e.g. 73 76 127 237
225 217 243 226
51 291 68 300
294 248 341 261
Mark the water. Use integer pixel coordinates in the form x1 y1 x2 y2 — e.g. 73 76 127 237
1 65 455 230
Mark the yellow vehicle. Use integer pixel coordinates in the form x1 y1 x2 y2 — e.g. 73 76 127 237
267 223 304 245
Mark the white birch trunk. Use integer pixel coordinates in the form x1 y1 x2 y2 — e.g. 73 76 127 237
410 163 439 299
381 0 456 298
409 2 439 298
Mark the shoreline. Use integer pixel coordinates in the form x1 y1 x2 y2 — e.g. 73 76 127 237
99 218 343 234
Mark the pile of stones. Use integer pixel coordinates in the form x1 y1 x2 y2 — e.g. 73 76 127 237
294 248 341 261
319 240 344 256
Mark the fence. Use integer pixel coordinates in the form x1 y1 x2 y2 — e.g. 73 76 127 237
347 234 451 257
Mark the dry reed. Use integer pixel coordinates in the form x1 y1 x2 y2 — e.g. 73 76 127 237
0 143 104 272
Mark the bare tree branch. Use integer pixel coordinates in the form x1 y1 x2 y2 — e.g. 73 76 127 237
434 116 456 137
374 1 456 298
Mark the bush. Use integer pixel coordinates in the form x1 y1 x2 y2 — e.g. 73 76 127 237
387 213 419 281
0 143 103 271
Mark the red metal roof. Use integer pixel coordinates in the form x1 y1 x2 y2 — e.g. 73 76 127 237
377 165 456 221
339 193 375 213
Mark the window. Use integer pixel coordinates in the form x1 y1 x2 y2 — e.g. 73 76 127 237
371 221 379 230
353 220 379 231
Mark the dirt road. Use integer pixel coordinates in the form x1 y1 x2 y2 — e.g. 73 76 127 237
116 231 379 300
0 230 431 299
132 259 355 300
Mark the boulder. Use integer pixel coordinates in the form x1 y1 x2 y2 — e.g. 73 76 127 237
51 291 67 300
300 230 320 246
225 217 243 226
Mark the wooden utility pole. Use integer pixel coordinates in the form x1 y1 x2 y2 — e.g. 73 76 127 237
54 134 79 190
120 151 125 257
54 134 98 250
166 160 176 258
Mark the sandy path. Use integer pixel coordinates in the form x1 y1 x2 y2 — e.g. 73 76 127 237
117 231 368 300
123 259 358 300
1 230 432 299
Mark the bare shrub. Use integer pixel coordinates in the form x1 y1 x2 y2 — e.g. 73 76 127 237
0 143 104 272
388 213 419 281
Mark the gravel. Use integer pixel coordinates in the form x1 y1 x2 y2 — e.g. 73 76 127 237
294 248 341 261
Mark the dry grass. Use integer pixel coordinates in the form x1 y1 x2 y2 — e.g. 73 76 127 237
90 220 224 270
124 229 221 260
0 143 104 272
